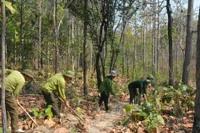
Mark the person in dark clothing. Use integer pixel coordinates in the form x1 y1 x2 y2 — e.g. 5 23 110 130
98 70 117 112
128 77 152 104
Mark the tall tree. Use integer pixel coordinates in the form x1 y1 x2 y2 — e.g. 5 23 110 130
192 7 200 133
53 0 59 73
38 0 42 71
182 0 194 85
83 0 88 96
1 1 7 132
166 0 174 86
152 0 156 76
20 0 25 69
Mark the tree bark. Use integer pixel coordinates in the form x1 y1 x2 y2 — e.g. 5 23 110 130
95 0 109 87
152 0 156 76
53 0 59 73
38 0 42 71
192 7 200 133
83 0 88 96
182 0 194 85
166 0 174 86
1 1 8 132
20 0 25 69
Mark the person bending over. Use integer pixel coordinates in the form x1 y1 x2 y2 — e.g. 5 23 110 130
128 77 152 104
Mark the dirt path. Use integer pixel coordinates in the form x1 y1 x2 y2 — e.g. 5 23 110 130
85 109 124 133
24 99 128 133
64 101 127 133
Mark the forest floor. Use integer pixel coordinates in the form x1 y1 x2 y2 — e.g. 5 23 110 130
0 76 195 133
0 94 194 133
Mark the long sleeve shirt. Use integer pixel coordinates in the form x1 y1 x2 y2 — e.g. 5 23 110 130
0 69 14 77
128 80 150 95
41 73 66 100
98 76 116 96
5 70 25 98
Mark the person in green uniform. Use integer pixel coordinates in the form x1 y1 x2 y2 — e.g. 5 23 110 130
1 69 34 133
41 70 75 120
98 70 117 112
128 76 154 104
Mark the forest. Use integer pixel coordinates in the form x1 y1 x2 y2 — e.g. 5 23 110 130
1 0 200 133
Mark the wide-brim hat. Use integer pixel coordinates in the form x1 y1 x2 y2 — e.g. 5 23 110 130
147 74 154 80
145 79 151 86
107 70 117 77
63 70 75 78
21 69 34 79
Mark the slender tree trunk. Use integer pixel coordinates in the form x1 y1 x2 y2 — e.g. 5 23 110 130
90 42 93 72
83 0 88 96
38 0 42 71
133 28 137 79
53 0 59 73
157 0 160 73
20 0 25 70
95 52 102 88
192 7 200 133
166 0 174 86
96 0 109 87
182 0 194 85
143 22 146 78
152 0 156 76
1 1 7 132
120 0 126 75
14 32 17 66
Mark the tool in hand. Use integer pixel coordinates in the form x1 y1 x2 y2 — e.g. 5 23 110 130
18 103 38 125
58 97 84 122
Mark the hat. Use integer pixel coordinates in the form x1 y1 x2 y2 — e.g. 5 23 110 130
21 69 34 79
145 79 151 86
107 70 117 77
147 74 154 80
63 70 75 78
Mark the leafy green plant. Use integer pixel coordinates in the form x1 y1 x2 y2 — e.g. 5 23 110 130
144 113 165 132
121 97 165 132
45 105 53 119
32 107 44 119
121 116 131 126
76 107 83 116
70 127 79 133
160 82 195 117
124 104 132 113
32 105 53 119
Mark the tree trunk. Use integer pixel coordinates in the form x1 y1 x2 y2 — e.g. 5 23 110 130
83 0 88 96
120 0 126 75
1 1 8 132
157 0 160 73
166 0 174 86
152 0 156 76
95 52 102 88
53 0 59 73
143 22 146 78
20 0 25 70
182 0 194 85
95 0 109 87
192 7 200 133
38 0 42 71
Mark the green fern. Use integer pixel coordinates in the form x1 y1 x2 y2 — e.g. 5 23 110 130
44 105 53 119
